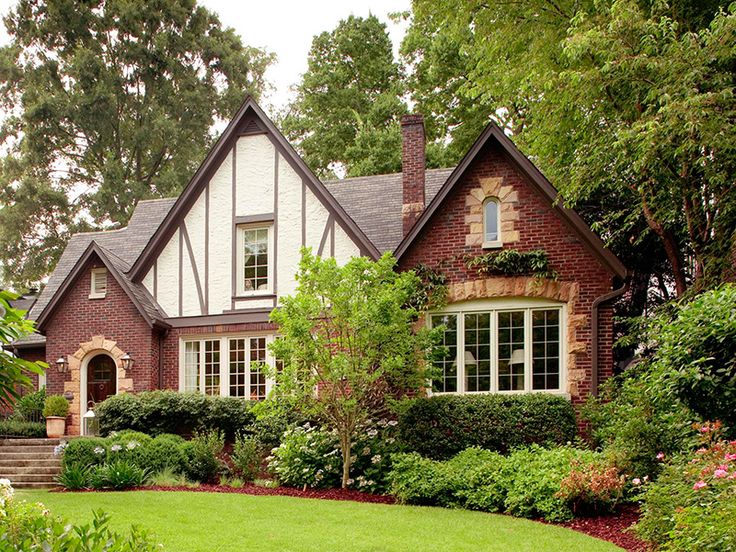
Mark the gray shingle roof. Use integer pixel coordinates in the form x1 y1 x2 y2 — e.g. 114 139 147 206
27 198 176 323
324 168 454 253
24 168 455 343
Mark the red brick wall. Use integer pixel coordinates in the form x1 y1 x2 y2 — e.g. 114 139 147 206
160 322 278 390
398 142 617 403
42 257 157 396
402 114 426 234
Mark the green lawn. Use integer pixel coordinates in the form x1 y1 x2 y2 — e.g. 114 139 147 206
19 490 622 552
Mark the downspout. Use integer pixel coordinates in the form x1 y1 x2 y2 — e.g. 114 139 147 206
158 328 169 389
590 279 629 396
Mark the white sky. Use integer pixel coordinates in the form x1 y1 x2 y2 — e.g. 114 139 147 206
0 0 411 116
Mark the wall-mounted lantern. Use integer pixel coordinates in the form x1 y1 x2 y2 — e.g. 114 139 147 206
56 356 69 373
120 352 134 372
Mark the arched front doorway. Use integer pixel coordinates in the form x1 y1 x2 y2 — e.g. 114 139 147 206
85 353 116 410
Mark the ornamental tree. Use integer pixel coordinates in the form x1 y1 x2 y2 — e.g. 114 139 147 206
269 249 439 488
0 290 46 405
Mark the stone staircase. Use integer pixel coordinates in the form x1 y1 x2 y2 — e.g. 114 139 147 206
0 438 62 488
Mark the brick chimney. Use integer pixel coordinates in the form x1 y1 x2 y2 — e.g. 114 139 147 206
401 114 426 235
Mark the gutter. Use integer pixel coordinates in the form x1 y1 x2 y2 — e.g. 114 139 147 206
590 278 629 396
158 328 169 389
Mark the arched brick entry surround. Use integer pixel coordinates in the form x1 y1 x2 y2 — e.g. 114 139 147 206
62 336 133 435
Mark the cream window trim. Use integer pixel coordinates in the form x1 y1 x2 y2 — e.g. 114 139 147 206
428 298 567 396
89 268 107 299
482 197 503 249
235 224 274 297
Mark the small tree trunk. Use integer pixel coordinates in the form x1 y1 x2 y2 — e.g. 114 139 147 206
641 198 688 296
339 432 351 489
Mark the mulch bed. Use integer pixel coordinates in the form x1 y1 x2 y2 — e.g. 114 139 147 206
558 505 649 552
56 484 648 549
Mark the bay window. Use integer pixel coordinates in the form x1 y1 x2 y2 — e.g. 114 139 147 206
181 335 276 399
430 301 564 394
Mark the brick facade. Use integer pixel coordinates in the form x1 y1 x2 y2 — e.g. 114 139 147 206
401 115 426 235
398 142 617 403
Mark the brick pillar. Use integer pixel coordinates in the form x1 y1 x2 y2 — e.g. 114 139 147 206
401 114 426 235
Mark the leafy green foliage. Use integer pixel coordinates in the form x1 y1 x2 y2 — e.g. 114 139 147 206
60 437 109 470
409 264 448 311
231 434 261 482
0 419 45 437
144 434 187 475
650 284 736 426
390 446 618 522
396 394 576 460
270 249 439 488
12 387 45 421
280 15 407 178
0 0 273 287
0 290 46 404
56 464 91 491
147 466 198 488
636 423 736 550
42 395 69 418
466 249 558 280
89 460 148 490
181 429 224 483
95 390 255 438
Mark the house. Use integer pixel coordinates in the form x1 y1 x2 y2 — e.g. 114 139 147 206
11 97 626 435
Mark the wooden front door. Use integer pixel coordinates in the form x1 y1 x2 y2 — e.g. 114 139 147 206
87 355 115 409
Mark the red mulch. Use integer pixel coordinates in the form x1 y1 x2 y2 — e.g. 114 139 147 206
55 484 647 549
558 505 650 552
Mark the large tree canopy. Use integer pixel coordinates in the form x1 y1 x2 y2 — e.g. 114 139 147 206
0 0 273 288
404 0 736 306
280 15 408 178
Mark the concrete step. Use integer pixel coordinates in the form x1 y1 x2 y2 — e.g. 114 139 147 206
4 473 59 482
0 466 61 475
0 438 61 446
0 458 60 468
0 445 58 454
0 452 59 460
9 481 60 489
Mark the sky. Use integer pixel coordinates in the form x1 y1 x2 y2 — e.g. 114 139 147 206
0 0 412 116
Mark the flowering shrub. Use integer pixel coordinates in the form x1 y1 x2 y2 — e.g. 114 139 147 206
267 420 399 493
556 460 625 515
637 422 736 550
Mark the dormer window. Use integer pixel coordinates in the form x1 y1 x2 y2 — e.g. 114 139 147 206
483 198 502 248
89 268 107 299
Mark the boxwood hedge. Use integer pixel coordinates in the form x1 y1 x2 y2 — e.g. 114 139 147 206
396 393 576 459
95 390 255 439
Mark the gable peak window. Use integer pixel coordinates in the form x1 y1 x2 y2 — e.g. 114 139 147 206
89 268 107 299
237 224 273 295
483 198 502 248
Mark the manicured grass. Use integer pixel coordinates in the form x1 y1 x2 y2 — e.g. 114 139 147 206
19 490 622 552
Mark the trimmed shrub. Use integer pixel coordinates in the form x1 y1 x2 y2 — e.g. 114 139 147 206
396 394 576 459
231 434 261 481
180 429 224 483
145 433 186 474
107 430 152 466
0 419 45 437
60 437 109 469
42 395 69 418
96 390 255 438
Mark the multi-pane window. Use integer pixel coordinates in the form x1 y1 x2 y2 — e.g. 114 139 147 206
240 226 270 293
430 305 563 394
182 335 277 399
483 198 500 245
430 314 458 393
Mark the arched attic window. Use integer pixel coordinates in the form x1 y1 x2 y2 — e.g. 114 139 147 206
483 198 502 248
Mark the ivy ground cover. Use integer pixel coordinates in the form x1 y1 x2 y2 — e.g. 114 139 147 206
19 490 621 551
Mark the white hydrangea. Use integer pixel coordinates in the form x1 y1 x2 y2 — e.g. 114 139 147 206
110 444 122 452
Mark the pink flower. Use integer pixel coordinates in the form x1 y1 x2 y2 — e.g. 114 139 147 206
714 469 728 479
632 478 641 485
696 448 708 455
693 481 707 490
700 426 710 433
729 473 736 480
725 453 736 461
718 464 729 471
656 452 665 460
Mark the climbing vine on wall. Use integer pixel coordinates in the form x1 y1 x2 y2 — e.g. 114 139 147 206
466 249 558 280
410 263 449 311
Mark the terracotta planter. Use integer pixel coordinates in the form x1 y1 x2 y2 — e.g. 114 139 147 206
46 416 66 438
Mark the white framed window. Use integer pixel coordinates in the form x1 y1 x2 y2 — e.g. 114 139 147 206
89 268 107 299
180 334 276 399
482 198 502 248
236 225 273 295
429 299 565 395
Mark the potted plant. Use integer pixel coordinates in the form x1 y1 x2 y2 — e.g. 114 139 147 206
43 395 70 438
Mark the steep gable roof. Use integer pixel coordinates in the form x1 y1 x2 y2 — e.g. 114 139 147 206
393 122 628 279
128 96 381 281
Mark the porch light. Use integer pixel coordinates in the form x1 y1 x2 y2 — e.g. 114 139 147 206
510 349 525 365
56 356 68 373
120 352 134 371
83 409 99 436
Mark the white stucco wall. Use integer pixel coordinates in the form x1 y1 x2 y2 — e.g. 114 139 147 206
141 127 366 319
